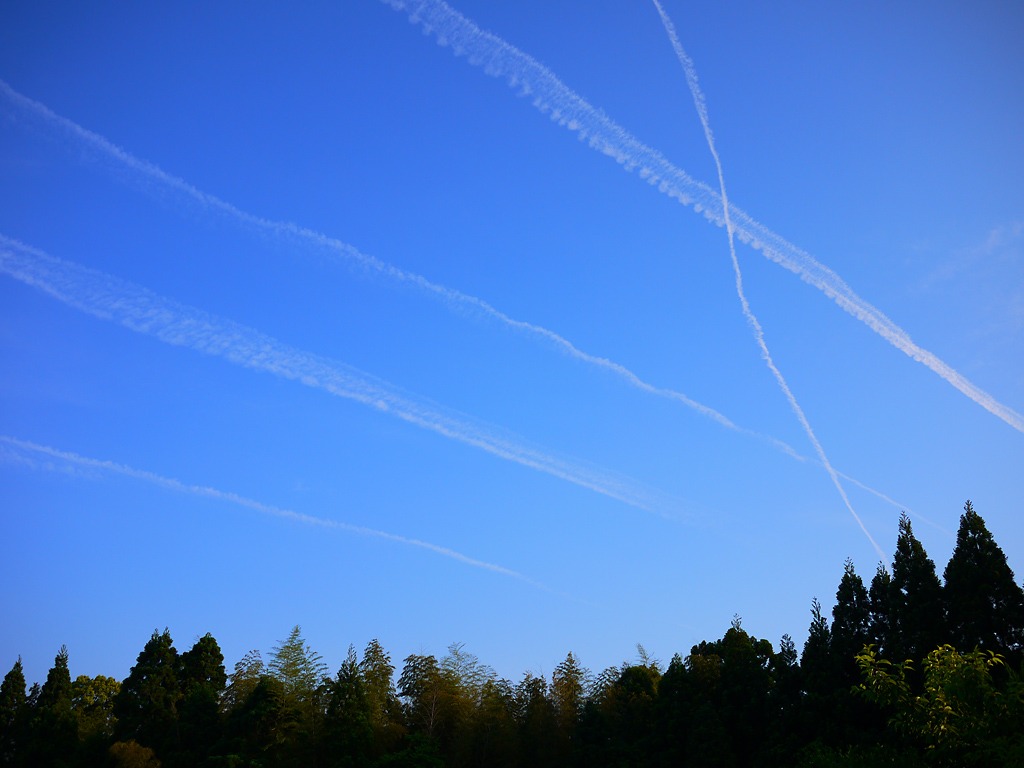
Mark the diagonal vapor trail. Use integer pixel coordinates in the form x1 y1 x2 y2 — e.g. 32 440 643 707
651 0 885 561
0 435 557 590
377 0 1024 435
0 234 675 516
0 78 791 459
0 82 916 516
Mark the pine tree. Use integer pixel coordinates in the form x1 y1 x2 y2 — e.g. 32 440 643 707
943 500 1024 657
890 513 945 662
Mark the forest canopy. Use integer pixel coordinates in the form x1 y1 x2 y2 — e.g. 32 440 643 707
2 501 1023 767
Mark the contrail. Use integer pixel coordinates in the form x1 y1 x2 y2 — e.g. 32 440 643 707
0 83 918 516
651 0 885 561
0 436 556 589
0 234 675 516
0 78 785 455
377 0 1023 435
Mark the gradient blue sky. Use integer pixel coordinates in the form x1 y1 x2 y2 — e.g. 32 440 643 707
2 0 1022 687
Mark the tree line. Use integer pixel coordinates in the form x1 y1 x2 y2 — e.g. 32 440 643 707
2 501 1023 767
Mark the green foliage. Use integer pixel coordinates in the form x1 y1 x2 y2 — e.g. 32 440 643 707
268 625 328 703
71 674 120 740
857 643 1024 766
222 649 264 714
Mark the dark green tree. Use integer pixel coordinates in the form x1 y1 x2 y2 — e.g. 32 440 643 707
223 674 298 765
890 513 945 663
869 562 895 657
25 646 78 767
321 646 373 768
515 673 558 768
801 598 834 698
832 559 871 679
114 629 181 756
0 658 27 765
943 501 1024 658
177 633 226 764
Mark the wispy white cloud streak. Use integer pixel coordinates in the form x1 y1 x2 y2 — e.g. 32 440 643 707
0 78 785 455
0 234 674 515
378 0 1023 435
651 0 885 561
0 80 916 516
0 435 550 587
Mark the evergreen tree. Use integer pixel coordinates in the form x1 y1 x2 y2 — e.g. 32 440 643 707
114 629 181 756
26 646 78 767
832 558 871 682
801 598 833 698
943 500 1024 657
178 633 226 764
890 513 945 663
0 658 27 765
322 646 373 768
868 562 895 656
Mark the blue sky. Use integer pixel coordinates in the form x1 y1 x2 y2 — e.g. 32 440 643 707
2 0 1022 687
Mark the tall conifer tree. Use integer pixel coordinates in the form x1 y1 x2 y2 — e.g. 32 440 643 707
0 658 27 764
832 559 871 682
114 629 181 755
890 513 945 662
943 501 1024 656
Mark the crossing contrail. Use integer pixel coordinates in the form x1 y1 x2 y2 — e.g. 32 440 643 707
0 78 787 456
0 82 920 516
377 0 1023 435
651 0 885 561
0 435 553 588
0 234 675 516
